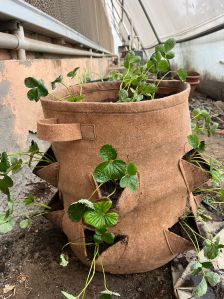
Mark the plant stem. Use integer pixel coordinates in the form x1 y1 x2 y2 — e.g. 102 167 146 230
156 71 171 89
33 202 51 210
195 188 220 194
49 93 61 101
120 65 131 90
88 182 104 200
79 244 99 298
181 219 206 242
60 82 73 96
106 186 117 200
13 210 48 219
179 221 200 253
62 240 94 250
100 256 108 290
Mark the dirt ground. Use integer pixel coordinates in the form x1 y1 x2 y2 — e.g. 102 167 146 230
0 92 224 299
0 218 174 299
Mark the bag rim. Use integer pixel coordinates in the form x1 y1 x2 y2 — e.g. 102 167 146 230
41 80 190 114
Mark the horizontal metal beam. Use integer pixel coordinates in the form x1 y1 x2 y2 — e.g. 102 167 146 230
0 0 111 54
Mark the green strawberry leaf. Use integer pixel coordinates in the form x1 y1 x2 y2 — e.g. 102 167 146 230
118 89 129 102
0 214 15 234
187 134 205 152
127 163 137 176
205 271 220 287
204 238 221 260
158 60 169 72
192 277 207 298
51 75 63 90
165 51 175 59
124 51 141 68
120 175 138 192
11 157 23 174
138 83 157 96
28 140 39 154
176 69 187 82
93 160 126 183
94 200 112 213
0 175 13 195
99 145 117 161
23 194 35 206
0 152 10 172
19 218 32 229
24 77 48 101
102 232 115 245
164 38 176 52
67 67 80 78
191 262 202 276
83 201 118 229
68 199 94 223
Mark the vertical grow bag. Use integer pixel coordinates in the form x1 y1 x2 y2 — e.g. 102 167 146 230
36 81 209 274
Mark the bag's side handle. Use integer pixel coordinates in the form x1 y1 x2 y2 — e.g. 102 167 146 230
37 118 96 142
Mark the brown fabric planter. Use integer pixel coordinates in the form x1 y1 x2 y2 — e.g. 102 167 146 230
35 81 209 274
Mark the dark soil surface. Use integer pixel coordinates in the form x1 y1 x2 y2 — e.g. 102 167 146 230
0 218 174 299
1 91 224 299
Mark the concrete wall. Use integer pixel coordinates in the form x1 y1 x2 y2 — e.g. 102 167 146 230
0 57 111 152
173 30 224 99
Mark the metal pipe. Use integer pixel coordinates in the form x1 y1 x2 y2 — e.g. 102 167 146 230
0 32 112 57
14 23 26 60
138 0 161 44
22 38 103 57
0 0 111 54
144 23 224 50
176 23 224 44
0 32 18 48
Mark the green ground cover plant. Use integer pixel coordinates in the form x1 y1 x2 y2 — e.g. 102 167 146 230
182 108 224 297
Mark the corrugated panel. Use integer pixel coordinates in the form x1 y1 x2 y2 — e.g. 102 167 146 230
25 0 114 52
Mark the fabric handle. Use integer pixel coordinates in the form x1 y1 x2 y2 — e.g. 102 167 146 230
37 118 94 142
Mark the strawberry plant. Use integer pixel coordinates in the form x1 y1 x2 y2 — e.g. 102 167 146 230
25 38 187 104
183 107 224 297
108 38 187 102
0 141 54 234
25 67 84 102
61 144 139 298
180 217 224 298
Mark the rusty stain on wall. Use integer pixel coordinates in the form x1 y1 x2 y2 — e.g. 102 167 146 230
0 57 111 151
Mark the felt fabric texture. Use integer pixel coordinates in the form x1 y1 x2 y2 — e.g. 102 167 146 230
35 81 209 274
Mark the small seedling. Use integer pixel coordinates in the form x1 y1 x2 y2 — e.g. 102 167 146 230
25 67 84 102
